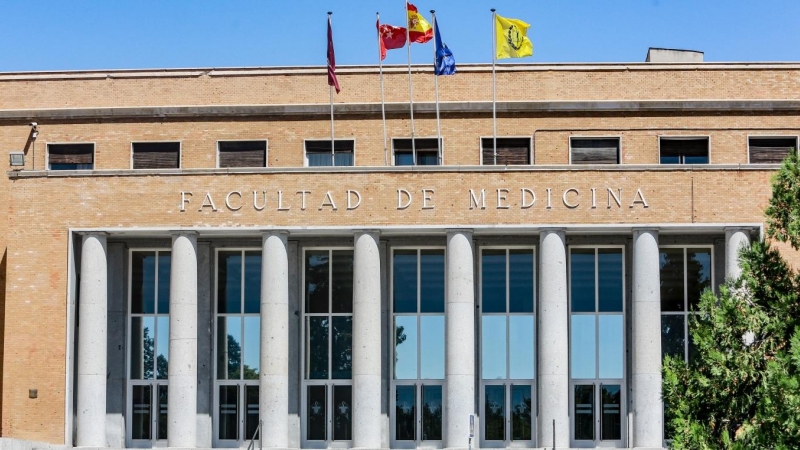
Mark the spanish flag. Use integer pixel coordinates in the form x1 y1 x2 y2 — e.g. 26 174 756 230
495 14 533 59
407 3 432 44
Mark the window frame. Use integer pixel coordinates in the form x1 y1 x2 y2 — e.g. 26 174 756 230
303 138 357 167
478 246 537 448
216 139 269 169
567 245 627 448
212 248 263 447
130 141 182 170
389 246 447 449
746 135 798 165
391 137 444 166
126 248 171 447
568 136 622 165
300 246 355 449
46 142 96 171
478 136 534 166
658 136 711 165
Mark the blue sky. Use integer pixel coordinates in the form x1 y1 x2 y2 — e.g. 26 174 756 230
1 0 799 72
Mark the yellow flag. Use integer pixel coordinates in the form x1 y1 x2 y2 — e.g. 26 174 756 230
495 14 533 59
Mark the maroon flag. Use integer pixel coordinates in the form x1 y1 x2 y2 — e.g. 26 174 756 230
327 15 341 94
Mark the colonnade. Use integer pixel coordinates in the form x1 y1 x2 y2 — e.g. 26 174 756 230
75 227 751 448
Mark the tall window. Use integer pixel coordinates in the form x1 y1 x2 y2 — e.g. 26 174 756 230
659 246 712 438
305 140 355 167
391 248 445 447
393 138 441 166
128 250 171 444
215 250 262 444
303 249 354 445
569 247 625 447
479 248 535 447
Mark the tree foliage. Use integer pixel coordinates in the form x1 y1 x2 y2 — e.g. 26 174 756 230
663 152 800 448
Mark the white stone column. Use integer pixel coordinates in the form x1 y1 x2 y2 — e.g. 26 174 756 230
168 231 198 448
537 229 569 447
76 233 108 447
725 228 751 280
352 231 382 449
445 229 475 449
632 229 663 448
260 231 289 448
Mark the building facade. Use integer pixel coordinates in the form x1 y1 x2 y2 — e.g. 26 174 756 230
0 55 799 450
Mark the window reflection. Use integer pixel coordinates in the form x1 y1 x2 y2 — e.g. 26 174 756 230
570 249 595 312
660 248 685 312
305 251 330 314
422 385 443 441
571 315 596 379
306 317 329 379
601 385 622 440
333 386 352 441
598 315 623 379
420 250 445 313
332 317 352 379
420 316 445 380
509 316 534 379
482 316 507 380
395 386 416 440
482 250 506 313
574 385 595 440
395 316 418 380
484 385 505 440
661 315 685 359
511 385 532 440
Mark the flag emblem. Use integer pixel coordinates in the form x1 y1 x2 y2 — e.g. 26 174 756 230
506 25 525 51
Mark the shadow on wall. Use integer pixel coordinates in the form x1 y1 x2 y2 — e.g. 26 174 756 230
0 248 6 435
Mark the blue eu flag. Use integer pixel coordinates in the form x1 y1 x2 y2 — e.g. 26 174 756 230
434 17 456 76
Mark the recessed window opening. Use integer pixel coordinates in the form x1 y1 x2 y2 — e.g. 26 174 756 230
660 137 709 164
48 143 94 170
748 137 797 164
218 141 267 168
132 142 180 169
481 138 531 165
305 140 354 167
570 138 620 165
393 138 441 166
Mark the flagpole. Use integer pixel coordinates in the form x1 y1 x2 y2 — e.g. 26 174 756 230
432 10 442 165
491 8 498 165
328 12 336 166
405 0 416 163
377 13 389 166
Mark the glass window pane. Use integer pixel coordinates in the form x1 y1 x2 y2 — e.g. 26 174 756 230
684 154 708 164
334 151 354 167
598 315 624 379
131 385 152 440
601 384 622 440
332 250 354 314
420 316 445 379
217 317 242 380
660 249 685 312
571 249 596 312
598 249 623 312
420 250 445 313
307 317 329 379
509 315 535 379
245 385 259 439
661 315 686 360
157 252 171 314
571 315 596 379
574 384 595 441
687 248 711 310
509 250 534 313
394 316 418 379
308 152 333 167
660 155 680 164
219 385 239 440
306 251 330 314
332 317 352 379
333 385 352 441
156 317 169 380
395 151 414 166
307 385 327 440
422 385 443 441
484 385 505 441
481 316 507 379
143 317 155 380
393 250 418 313
157 385 168 440
130 316 144 380
481 250 506 313
511 385 532 441
395 385 416 441
218 252 242 314
131 252 156 314
243 316 260 379
244 252 262 314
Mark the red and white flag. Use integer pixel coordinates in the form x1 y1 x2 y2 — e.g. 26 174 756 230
377 20 407 61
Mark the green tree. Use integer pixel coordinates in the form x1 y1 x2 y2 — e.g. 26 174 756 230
663 152 800 449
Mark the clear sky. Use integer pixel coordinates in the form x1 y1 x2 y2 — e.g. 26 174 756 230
1 0 799 72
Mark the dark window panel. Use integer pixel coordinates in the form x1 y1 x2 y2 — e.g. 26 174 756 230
393 251 418 313
132 142 180 169
686 248 711 310
218 252 242 314
305 251 330 314
598 249 623 312
601 385 622 440
422 385 443 441
243 252 262 314
306 140 355 167
660 138 709 164
307 385 327 440
659 249 685 312
245 386 259 439
481 138 531 165
511 385 533 441
332 385 353 441
748 137 796 164
570 249 596 312
131 385 152 440
48 143 94 168
481 250 506 313
395 385 416 441
574 385 595 441
307 317 329 379
331 251 354 314
331 317 352 380
571 138 620 164
218 385 239 440
661 315 686 360
484 385 505 440
420 250 445 313
509 250 535 313
218 141 267 168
